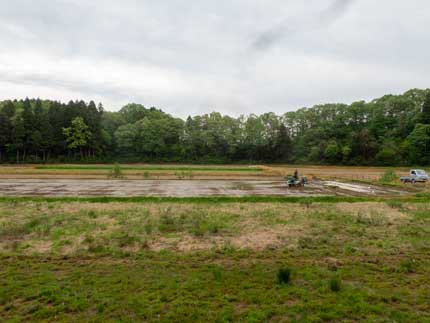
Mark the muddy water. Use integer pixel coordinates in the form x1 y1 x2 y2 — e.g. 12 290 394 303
0 179 408 197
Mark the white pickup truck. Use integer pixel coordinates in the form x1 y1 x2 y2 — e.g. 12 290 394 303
400 169 429 183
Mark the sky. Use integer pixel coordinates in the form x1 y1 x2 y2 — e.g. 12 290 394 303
0 0 429 118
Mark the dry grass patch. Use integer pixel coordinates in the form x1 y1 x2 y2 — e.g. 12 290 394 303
335 202 408 221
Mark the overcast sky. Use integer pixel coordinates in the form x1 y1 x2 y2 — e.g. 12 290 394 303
0 0 429 117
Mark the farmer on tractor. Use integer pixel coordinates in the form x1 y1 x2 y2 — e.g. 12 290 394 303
285 169 307 188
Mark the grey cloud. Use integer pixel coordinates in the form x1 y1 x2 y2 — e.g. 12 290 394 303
0 0 429 117
251 0 356 51
0 71 132 102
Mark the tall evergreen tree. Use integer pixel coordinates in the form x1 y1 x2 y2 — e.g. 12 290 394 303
421 92 430 124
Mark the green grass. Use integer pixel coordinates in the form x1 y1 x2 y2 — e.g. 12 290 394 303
1 201 430 321
35 165 262 172
1 194 430 205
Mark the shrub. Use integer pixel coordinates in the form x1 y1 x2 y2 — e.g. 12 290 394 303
143 171 150 179
379 169 397 183
277 267 291 285
329 275 341 292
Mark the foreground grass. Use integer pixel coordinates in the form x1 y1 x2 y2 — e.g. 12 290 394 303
1 194 430 205
1 201 430 322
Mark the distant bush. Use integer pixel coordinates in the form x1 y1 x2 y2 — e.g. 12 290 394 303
108 163 124 179
277 267 291 285
329 275 342 292
379 169 397 183
143 171 150 179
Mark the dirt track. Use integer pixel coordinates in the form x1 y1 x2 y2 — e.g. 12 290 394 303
0 179 408 197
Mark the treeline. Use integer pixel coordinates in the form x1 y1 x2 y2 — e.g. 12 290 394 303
1 88 430 165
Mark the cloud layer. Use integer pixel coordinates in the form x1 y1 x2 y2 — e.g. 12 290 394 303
0 0 429 117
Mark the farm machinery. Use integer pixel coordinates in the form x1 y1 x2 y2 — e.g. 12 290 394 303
284 174 308 188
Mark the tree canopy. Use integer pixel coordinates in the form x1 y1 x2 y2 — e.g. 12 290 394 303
0 89 429 165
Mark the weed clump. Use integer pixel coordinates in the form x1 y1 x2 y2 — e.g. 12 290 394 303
329 275 342 292
108 163 125 179
399 258 416 273
379 169 397 183
386 200 403 209
277 267 291 285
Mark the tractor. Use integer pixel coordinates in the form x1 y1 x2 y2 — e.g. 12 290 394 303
285 175 308 188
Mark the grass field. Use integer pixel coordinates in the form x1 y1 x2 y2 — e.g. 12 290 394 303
1 198 430 322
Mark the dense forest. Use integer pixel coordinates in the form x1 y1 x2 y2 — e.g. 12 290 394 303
1 88 430 165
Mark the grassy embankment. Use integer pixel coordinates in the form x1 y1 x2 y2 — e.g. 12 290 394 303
0 164 267 180
35 165 263 172
1 198 430 322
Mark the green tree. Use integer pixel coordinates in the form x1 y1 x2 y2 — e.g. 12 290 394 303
275 124 292 161
325 141 340 163
0 110 11 161
63 117 92 159
421 92 430 124
115 123 139 155
22 98 34 160
341 146 352 164
404 124 430 165
9 115 25 163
